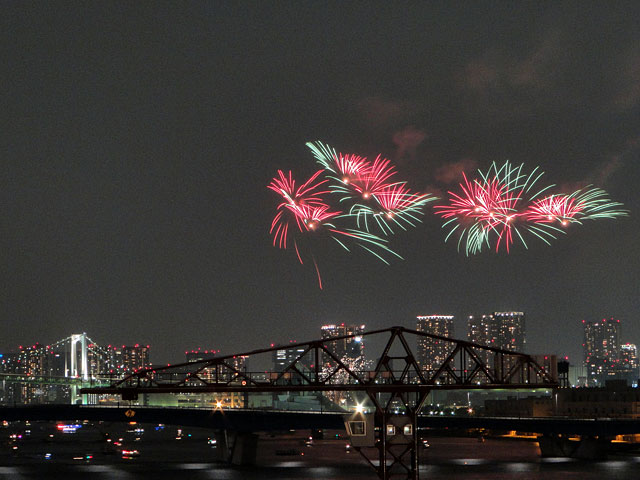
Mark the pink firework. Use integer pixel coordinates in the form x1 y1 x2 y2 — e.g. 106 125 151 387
268 170 331 249
524 195 584 225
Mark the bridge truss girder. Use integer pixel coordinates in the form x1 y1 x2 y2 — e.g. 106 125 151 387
82 326 556 480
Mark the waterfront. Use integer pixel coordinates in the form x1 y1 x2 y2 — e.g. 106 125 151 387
2 422 640 479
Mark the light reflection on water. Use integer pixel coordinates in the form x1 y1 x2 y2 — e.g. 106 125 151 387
452 458 489 465
505 461 534 472
3 460 640 479
540 456 575 463
3 435 640 480
270 461 306 467
176 463 216 470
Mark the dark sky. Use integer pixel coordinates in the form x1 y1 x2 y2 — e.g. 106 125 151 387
2 2 639 366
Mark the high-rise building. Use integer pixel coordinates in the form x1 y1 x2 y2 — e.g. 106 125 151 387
320 324 365 362
106 344 151 374
494 311 526 352
416 315 454 375
0 343 52 404
185 348 219 363
272 341 308 372
0 353 21 405
618 343 638 385
583 318 621 386
468 314 498 366
467 312 526 369
123 344 150 372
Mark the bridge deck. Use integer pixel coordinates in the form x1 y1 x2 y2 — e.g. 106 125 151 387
1 405 639 436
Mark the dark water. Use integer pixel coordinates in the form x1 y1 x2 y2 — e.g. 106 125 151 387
2 424 640 479
2 456 640 480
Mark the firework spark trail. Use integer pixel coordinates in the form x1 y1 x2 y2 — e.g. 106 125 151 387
307 141 400 203
524 187 628 227
306 141 369 182
435 169 516 253
349 154 398 201
349 183 436 235
271 142 627 278
267 169 329 208
569 186 629 220
524 195 584 225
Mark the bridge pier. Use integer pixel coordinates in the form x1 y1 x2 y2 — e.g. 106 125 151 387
214 430 258 466
538 434 610 460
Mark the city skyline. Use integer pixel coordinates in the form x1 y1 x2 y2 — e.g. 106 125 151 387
2 3 639 367
3 315 639 406
2 313 639 370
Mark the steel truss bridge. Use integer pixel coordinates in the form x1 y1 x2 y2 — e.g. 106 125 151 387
82 326 557 480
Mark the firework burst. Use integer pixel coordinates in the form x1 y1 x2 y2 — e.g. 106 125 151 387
307 141 399 202
306 141 435 234
436 161 628 254
435 161 557 254
349 183 436 235
267 170 330 249
524 195 584 226
268 168 403 287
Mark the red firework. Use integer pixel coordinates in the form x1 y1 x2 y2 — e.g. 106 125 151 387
288 202 340 234
435 173 506 222
267 170 332 249
350 155 398 200
267 169 329 207
434 172 522 252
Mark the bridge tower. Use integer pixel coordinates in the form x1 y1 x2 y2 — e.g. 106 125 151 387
66 333 89 380
65 333 89 404
344 327 430 479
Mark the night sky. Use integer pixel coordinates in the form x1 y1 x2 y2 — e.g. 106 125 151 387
2 2 639 366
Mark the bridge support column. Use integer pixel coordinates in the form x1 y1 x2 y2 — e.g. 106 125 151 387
573 436 610 460
230 432 258 466
214 430 258 466
346 327 431 479
348 399 423 479
214 430 231 462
